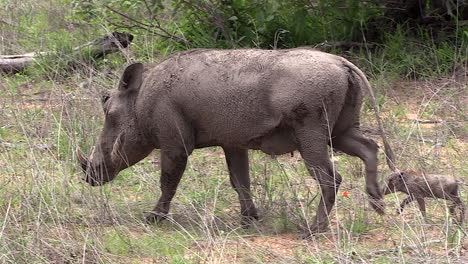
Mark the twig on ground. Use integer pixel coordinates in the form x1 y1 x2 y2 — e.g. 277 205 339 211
0 19 27 29
368 239 443 257
0 140 52 150
408 119 443 124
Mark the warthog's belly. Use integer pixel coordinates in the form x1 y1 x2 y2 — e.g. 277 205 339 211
248 127 297 155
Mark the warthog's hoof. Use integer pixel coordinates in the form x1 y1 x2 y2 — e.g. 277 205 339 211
240 214 259 228
369 198 385 215
300 224 330 239
145 211 167 224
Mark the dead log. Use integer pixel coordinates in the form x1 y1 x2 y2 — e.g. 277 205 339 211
0 32 133 75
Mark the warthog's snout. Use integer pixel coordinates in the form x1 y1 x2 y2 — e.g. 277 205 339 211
77 150 114 186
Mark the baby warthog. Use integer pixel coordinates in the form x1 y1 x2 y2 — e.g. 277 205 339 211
383 171 465 223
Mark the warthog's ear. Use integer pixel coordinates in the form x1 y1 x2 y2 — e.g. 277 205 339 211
119 63 144 92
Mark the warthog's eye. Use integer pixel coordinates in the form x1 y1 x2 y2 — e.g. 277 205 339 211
101 94 110 105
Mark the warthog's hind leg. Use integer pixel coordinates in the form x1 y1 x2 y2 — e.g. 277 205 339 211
449 196 465 224
416 198 426 218
223 147 258 226
332 128 384 214
295 124 342 236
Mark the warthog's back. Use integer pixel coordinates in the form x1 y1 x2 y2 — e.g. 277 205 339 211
138 48 357 147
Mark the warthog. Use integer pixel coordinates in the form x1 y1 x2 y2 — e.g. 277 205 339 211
78 48 393 235
383 171 465 223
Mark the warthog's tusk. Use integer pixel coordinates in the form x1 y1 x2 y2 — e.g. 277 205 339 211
110 132 125 166
76 149 89 171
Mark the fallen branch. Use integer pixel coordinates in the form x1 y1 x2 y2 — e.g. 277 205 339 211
0 32 133 75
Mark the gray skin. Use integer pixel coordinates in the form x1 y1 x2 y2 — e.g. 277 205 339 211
383 171 465 223
78 48 389 235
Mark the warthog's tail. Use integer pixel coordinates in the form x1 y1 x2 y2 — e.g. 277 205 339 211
341 59 397 172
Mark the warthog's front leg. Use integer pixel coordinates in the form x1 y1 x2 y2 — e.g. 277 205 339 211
146 149 188 223
397 196 414 214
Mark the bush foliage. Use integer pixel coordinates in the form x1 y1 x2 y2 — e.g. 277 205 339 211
2 0 467 78
65 0 467 78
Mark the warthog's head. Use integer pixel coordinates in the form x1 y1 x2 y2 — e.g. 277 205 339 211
383 171 409 195
78 63 153 186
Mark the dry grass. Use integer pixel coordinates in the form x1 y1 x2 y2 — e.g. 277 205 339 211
0 71 466 263
0 1 466 261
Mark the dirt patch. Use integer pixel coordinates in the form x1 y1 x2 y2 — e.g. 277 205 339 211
184 233 307 263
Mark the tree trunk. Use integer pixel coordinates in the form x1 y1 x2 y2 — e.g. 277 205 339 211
0 32 133 75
